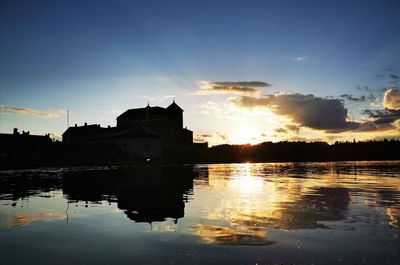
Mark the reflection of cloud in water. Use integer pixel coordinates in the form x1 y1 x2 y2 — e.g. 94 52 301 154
190 224 275 246
190 164 357 244
387 208 400 228
234 187 350 230
146 219 178 232
4 209 65 228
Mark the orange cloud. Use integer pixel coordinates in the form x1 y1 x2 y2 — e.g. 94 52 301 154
0 105 65 118
195 81 271 95
383 88 400 110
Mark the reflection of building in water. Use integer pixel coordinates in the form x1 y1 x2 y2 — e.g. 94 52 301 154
62 166 195 224
0 166 195 225
0 170 62 201
62 101 193 159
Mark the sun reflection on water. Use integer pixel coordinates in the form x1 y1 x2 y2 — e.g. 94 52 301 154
189 162 400 245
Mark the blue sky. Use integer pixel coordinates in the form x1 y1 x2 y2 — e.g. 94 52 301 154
1 0 400 144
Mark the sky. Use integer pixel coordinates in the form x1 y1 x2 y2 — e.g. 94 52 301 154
1 0 400 145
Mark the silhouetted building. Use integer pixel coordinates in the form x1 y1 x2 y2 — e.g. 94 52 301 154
0 128 52 161
116 101 192 145
62 101 193 159
62 123 104 143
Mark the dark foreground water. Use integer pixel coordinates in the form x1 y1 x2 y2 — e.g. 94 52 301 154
0 161 399 265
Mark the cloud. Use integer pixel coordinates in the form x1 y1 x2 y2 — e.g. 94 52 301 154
285 124 300 133
390 74 399 80
284 136 325 142
49 132 62 141
340 94 366 102
231 93 359 132
213 81 271 87
383 88 400 110
0 105 65 118
195 81 271 95
363 109 400 124
274 124 300 134
140 94 175 103
293 56 308 62
356 85 370 91
231 93 399 133
190 224 275 246
352 121 395 132
274 128 287 134
194 132 228 145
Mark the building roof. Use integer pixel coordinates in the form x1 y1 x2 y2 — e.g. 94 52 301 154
62 124 102 136
167 101 183 112
116 106 167 120
117 101 183 120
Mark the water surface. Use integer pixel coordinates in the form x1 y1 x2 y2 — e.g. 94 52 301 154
0 161 399 265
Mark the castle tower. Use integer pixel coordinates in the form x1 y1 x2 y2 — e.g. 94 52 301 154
166 100 183 129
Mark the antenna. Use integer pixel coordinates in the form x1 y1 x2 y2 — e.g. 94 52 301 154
67 110 69 128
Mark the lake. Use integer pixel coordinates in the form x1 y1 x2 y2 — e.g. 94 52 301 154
0 161 399 265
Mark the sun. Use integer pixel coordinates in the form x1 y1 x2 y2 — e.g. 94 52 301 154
229 125 262 145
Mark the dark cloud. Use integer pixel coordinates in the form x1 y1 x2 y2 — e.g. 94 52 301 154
375 74 385 79
340 94 366 102
275 125 300 134
285 124 300 133
356 85 371 92
196 81 271 95
231 94 359 132
285 136 324 142
389 74 399 80
354 122 396 132
355 85 381 92
212 85 258 93
363 109 400 124
0 105 64 118
232 93 399 133
274 128 287 133
194 132 228 143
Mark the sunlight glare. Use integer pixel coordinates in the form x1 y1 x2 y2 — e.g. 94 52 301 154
230 126 261 145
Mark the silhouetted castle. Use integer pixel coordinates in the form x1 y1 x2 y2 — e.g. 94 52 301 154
62 101 193 159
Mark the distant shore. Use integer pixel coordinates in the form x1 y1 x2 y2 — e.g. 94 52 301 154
1 140 399 170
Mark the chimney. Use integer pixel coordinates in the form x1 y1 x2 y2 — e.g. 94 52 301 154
75 124 77 127
108 125 111 128
84 122 87 126
13 128 19 135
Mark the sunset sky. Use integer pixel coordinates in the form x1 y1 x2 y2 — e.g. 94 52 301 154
1 0 400 145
